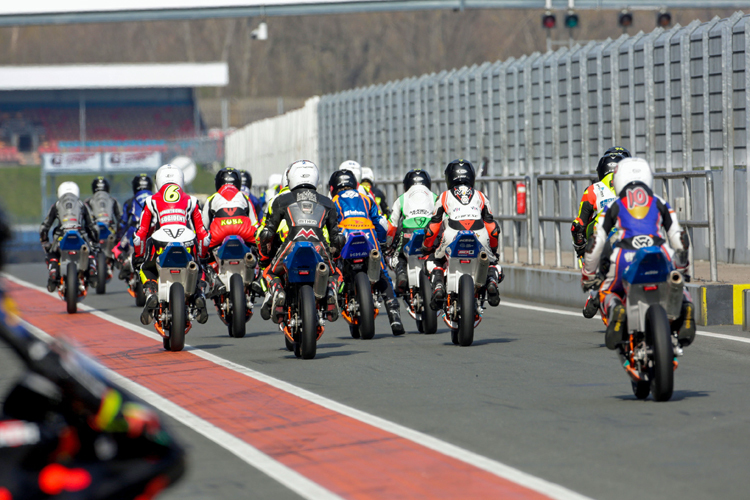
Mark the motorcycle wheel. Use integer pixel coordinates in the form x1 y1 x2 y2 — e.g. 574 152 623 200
229 274 246 338
354 272 375 340
66 262 78 314
419 270 438 334
349 324 361 339
134 280 146 307
299 285 317 359
647 304 674 402
457 274 475 347
95 253 107 295
632 380 650 400
285 336 294 352
168 283 186 352
451 329 459 345
163 336 171 351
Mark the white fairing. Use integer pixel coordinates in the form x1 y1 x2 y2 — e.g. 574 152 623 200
151 227 196 245
338 160 361 182
613 158 653 195
57 181 80 199
155 164 185 190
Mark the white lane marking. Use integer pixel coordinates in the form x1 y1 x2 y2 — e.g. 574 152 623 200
3 272 594 500
18 319 345 500
500 299 750 345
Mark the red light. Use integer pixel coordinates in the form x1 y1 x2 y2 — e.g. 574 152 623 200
542 12 556 29
299 270 310 275
229 261 240 265
460 259 471 264
643 284 658 291
353 259 364 263
170 269 181 274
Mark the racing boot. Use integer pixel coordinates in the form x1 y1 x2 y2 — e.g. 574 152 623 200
676 300 696 347
582 290 600 319
604 297 627 350
485 266 502 307
205 266 226 299
87 255 99 289
429 268 445 311
260 278 285 324
385 297 405 336
325 279 339 322
118 259 132 281
194 281 209 324
46 259 59 292
394 260 408 296
140 280 159 325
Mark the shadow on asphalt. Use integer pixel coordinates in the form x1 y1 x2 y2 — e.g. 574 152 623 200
613 389 711 402
440 338 516 346
191 344 227 350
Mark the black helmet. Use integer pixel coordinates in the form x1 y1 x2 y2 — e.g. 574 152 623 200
604 146 631 158
239 170 252 189
91 176 110 193
328 169 357 196
596 152 627 182
215 167 242 191
403 169 431 191
132 173 153 194
444 159 475 190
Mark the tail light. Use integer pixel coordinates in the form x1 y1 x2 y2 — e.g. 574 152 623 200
299 270 310 276
170 269 181 274
460 259 471 264
643 284 658 291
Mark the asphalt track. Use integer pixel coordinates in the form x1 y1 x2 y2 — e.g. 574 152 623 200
3 262 750 500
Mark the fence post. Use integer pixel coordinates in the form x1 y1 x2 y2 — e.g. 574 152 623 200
537 177 545 266
553 179 562 267
706 171 719 282
525 174 533 265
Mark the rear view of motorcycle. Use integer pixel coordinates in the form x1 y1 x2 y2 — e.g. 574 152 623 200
338 230 381 340
94 221 116 295
210 235 258 338
56 229 93 314
399 229 437 334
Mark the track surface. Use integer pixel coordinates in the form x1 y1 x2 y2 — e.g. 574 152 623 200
3 262 750 500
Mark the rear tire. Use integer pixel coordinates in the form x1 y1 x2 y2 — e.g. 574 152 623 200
299 285 317 359
457 274 475 346
419 270 438 334
416 318 424 333
134 280 146 307
354 272 375 340
229 274 246 338
451 329 459 345
632 380 650 400
349 324 361 339
163 336 171 351
168 283 186 352
95 252 107 295
66 262 77 314
648 304 674 402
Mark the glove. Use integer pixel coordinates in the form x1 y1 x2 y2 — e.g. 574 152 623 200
571 221 587 258
132 255 145 269
573 242 586 258
420 245 432 256
581 274 603 292
42 242 51 254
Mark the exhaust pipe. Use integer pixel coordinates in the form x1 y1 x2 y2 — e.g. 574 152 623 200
80 244 90 268
185 261 199 295
106 233 116 251
313 262 329 299
244 252 257 282
367 249 381 283
475 251 489 286
666 270 684 319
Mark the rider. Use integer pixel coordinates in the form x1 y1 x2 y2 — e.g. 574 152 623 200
572 146 630 318
202 167 259 295
389 169 438 295
360 167 390 217
258 160 343 323
40 182 100 292
330 169 405 336
422 159 503 309
133 164 211 326
116 173 153 280
85 177 122 235
260 173 284 213
239 169 262 216
337 160 380 210
582 157 695 350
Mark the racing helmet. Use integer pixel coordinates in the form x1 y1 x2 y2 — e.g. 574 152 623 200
444 159 476 190
57 181 80 199
155 164 184 191
267 173 283 189
361 167 375 185
239 170 252 190
328 169 358 196
132 173 153 194
596 151 628 182
214 167 242 191
338 160 362 182
604 146 631 158
286 160 319 191
403 169 431 191
613 158 654 196
91 176 110 193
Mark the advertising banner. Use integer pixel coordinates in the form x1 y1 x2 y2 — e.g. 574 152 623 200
42 152 101 172
104 151 162 171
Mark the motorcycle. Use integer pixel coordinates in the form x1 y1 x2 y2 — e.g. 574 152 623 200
114 240 147 308
400 229 437 334
616 246 686 402
94 221 117 295
337 230 382 340
56 229 92 314
437 230 492 347
148 227 202 352
211 235 258 338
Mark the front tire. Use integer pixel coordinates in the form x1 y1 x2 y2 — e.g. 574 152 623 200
457 274 475 346
299 285 317 359
229 274 247 338
648 304 674 402
419 270 438 334
632 380 650 400
95 252 107 295
354 272 375 340
66 262 77 314
169 283 186 352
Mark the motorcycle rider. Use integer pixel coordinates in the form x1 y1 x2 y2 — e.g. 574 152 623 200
582 157 695 350
360 167 390 217
258 160 343 323
260 173 284 213
239 169 262 216
115 173 153 280
337 160 380 211
85 177 122 234
389 169 438 295
572 146 630 319
330 169 405 336
40 182 100 292
422 159 503 309
133 164 211 326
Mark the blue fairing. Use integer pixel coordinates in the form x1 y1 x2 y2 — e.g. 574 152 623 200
403 230 425 256
97 222 111 241
59 230 85 252
158 242 193 269
622 247 673 285
341 231 375 260
284 241 324 283
216 236 250 260
447 230 481 259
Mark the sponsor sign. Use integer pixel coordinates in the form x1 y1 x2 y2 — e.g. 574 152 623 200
42 152 101 172
104 151 161 171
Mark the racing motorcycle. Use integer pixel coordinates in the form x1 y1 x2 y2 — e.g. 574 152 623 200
615 246 686 402
338 230 382 340
56 229 92 314
211 235 258 338
436 230 491 347
148 227 202 352
400 229 437 334
94 221 116 295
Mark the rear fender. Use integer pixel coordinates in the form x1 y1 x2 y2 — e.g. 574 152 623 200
284 242 323 284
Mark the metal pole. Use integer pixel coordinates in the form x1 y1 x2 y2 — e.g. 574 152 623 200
554 179 562 267
538 177 545 266
79 92 86 150
684 177 694 279
512 180 519 263
526 175 533 265
706 171 718 282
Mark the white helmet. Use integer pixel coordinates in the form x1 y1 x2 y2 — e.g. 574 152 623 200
361 167 375 184
57 181 80 199
267 173 283 188
155 164 184 191
613 157 654 196
338 160 361 182
286 160 319 190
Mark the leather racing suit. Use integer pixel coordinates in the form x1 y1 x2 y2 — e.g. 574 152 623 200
571 172 617 257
